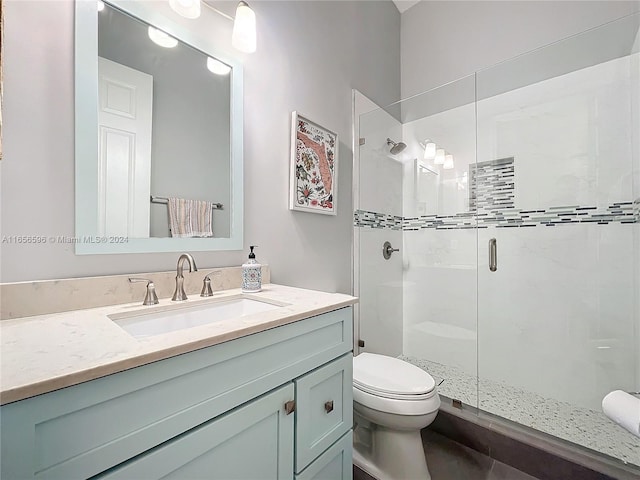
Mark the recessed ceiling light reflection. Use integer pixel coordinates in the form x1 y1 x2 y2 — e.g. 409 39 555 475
169 0 201 19
148 27 178 48
207 57 232 75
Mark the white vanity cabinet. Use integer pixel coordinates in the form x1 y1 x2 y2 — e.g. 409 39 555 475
0 307 353 480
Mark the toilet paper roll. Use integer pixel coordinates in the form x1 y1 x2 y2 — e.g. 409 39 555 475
602 390 640 438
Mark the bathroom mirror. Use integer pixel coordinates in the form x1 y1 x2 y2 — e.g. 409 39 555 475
75 0 243 254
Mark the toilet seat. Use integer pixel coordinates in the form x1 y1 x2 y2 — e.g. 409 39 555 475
353 353 440 416
354 386 440 416
353 353 436 396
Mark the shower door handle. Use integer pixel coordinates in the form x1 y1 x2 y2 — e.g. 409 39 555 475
489 238 497 272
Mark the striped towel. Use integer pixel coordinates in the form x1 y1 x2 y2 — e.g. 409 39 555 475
167 198 214 238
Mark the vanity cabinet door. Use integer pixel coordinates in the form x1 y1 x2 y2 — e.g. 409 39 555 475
295 353 353 472
96 384 295 480
295 431 353 480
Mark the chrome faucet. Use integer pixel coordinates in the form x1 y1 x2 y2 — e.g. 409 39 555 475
172 253 198 301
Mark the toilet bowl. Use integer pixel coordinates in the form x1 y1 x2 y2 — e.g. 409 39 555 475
352 353 440 480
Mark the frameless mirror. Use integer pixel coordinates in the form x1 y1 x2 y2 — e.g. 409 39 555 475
75 0 243 254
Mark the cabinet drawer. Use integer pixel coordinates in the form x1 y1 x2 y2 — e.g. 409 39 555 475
295 353 353 472
296 431 353 480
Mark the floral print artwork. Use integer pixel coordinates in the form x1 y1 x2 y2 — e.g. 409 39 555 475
290 113 338 215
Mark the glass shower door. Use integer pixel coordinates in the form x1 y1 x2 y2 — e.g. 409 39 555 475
354 74 480 407
475 13 640 467
355 93 405 358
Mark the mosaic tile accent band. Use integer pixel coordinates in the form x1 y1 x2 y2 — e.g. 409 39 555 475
355 201 638 231
353 210 403 230
356 155 639 230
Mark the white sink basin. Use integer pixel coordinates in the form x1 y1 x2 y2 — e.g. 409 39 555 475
109 296 284 339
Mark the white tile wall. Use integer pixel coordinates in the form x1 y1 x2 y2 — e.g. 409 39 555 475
358 227 403 357
402 229 478 377
358 107 404 217
477 55 636 210
402 104 476 217
477 225 636 410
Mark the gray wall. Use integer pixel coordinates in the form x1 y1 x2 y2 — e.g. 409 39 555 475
1 0 400 292
401 0 640 98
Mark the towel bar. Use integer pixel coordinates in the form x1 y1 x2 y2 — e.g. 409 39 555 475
150 195 223 210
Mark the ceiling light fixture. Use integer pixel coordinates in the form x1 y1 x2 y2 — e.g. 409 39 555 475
148 27 179 48
97 0 105 12
169 0 201 19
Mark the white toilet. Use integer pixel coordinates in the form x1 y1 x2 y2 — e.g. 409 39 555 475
352 353 440 480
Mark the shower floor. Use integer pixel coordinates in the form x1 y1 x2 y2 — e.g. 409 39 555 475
400 356 640 468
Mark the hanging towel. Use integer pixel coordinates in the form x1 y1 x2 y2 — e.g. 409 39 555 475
167 197 214 238
602 390 640 438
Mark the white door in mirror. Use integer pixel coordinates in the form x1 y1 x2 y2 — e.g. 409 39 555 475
98 57 153 237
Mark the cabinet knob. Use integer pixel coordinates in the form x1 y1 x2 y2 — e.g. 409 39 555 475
324 400 334 413
284 400 296 415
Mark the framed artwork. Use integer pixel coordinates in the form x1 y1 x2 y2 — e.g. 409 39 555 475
289 111 338 215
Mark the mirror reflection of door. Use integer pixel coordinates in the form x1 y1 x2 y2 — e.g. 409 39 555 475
97 57 153 237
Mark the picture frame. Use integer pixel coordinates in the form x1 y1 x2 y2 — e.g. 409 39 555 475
289 111 338 215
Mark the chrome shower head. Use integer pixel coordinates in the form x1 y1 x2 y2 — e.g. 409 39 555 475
386 138 407 155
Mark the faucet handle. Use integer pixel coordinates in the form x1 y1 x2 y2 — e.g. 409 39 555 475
201 270 222 297
129 277 159 305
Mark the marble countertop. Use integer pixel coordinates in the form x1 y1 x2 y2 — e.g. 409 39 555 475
0 284 357 405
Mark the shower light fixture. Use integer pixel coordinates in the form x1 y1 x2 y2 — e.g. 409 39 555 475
148 27 178 48
434 148 445 165
423 140 436 160
232 1 257 53
169 0 201 19
443 153 454 170
207 57 232 75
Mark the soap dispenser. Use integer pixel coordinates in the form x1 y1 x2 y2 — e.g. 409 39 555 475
242 245 262 293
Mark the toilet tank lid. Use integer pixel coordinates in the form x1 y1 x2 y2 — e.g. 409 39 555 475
353 353 435 395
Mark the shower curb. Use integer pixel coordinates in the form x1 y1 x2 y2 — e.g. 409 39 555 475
431 396 639 480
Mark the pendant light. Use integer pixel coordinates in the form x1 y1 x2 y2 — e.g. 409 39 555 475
232 1 257 53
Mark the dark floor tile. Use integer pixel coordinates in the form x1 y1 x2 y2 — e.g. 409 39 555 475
431 410 492 456
488 461 539 480
424 430 495 480
485 426 615 480
353 465 376 480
